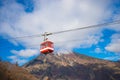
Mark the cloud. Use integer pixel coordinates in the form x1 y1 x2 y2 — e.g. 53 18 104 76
94 47 102 53
8 56 17 60
104 55 120 61
8 49 39 66
8 55 28 66
107 15 120 32
11 49 39 57
104 10 120 54
105 33 120 53
0 0 113 50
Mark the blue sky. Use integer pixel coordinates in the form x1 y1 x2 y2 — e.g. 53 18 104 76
0 0 120 66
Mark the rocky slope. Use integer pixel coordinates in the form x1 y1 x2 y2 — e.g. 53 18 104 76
23 53 120 80
0 61 38 80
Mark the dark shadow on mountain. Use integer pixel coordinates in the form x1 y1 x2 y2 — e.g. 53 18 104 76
29 62 120 80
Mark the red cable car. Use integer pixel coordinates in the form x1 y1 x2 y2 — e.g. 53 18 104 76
40 40 54 54
40 32 54 55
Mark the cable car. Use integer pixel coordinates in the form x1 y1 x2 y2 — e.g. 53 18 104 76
40 40 54 54
40 32 54 55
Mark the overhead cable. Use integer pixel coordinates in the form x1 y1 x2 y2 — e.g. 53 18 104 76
1 20 120 40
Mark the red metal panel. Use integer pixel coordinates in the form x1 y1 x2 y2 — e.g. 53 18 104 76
40 40 54 54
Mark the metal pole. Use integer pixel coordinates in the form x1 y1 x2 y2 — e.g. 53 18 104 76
42 32 52 41
44 32 47 41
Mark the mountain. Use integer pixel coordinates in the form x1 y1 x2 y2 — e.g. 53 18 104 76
0 61 38 80
23 52 120 80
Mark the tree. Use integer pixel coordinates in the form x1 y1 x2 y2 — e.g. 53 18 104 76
15 61 18 66
0 57 2 62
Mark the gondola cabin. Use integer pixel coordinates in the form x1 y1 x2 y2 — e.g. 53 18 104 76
40 40 54 54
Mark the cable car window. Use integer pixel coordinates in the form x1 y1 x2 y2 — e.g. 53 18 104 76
45 43 48 47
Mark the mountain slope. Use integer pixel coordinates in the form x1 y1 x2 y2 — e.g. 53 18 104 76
0 61 38 80
23 53 120 80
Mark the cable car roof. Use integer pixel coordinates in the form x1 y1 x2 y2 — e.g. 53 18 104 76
41 40 53 45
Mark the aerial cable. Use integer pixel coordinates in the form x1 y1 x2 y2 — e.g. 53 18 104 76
0 39 97 49
1 20 120 40
7 34 42 39
51 20 120 35
0 38 120 49
12 20 120 38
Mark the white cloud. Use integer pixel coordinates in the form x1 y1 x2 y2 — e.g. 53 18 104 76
108 13 120 32
56 48 72 54
8 49 39 65
0 0 114 50
9 55 18 60
104 11 120 54
11 49 39 57
95 47 102 53
105 33 120 53
104 55 120 61
105 42 120 53
8 55 28 66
